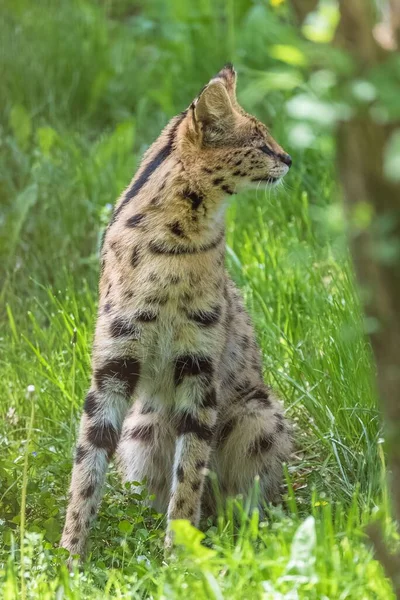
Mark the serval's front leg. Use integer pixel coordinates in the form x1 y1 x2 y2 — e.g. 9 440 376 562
61 354 140 560
166 354 218 549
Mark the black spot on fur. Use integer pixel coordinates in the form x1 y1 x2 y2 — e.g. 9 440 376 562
71 537 79 545
213 177 224 186
131 247 140 268
234 159 242 166
276 420 285 433
134 309 157 322
221 184 234 195
110 318 140 338
145 293 169 305
233 170 242 176
81 484 95 499
169 221 185 237
177 465 185 483
90 506 96 516
176 413 215 442
234 378 251 394
191 480 201 492
83 391 98 418
218 418 237 446
75 445 88 464
195 460 206 470
201 388 217 409
187 306 221 326
95 357 141 396
203 167 213 174
174 355 214 386
104 302 112 313
87 422 119 457
110 240 123 260
126 214 145 227
244 386 271 407
249 433 275 455
274 413 285 433
251 176 278 184
241 335 250 350
184 188 203 210
149 231 224 256
129 424 154 442
176 498 185 510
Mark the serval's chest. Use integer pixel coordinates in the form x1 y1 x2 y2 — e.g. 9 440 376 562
99 254 227 404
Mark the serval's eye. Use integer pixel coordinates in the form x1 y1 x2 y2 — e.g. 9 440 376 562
259 145 274 156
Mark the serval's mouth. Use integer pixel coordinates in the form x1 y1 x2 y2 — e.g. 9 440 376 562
251 175 280 185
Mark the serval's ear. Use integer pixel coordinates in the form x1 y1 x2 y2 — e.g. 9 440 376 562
186 64 237 142
194 81 233 125
211 63 237 101
192 82 234 135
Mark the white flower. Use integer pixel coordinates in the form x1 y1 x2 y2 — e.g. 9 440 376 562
26 384 35 399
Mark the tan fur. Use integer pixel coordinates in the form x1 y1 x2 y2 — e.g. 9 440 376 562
61 64 293 559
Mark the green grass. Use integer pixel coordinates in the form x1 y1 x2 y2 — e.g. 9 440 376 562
0 0 398 597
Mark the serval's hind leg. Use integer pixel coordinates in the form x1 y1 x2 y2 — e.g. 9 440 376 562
208 387 292 513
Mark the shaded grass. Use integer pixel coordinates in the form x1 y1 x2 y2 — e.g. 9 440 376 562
0 0 396 597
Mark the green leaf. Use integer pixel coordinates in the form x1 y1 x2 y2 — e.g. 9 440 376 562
270 45 307 67
43 517 61 544
170 520 215 560
286 516 317 577
37 126 59 156
118 520 134 535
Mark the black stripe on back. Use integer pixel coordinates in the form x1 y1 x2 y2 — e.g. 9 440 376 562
112 111 187 221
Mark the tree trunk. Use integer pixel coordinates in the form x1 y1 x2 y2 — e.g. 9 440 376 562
337 0 400 595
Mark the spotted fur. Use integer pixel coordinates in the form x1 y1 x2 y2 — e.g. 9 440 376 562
61 64 293 559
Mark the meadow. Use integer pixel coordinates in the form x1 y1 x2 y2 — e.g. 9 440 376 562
0 1 396 597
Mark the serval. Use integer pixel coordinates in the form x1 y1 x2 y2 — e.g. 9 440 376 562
61 64 293 558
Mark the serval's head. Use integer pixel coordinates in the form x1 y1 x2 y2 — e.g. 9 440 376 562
182 64 292 192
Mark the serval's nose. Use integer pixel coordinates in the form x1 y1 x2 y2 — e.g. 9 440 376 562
279 153 292 168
